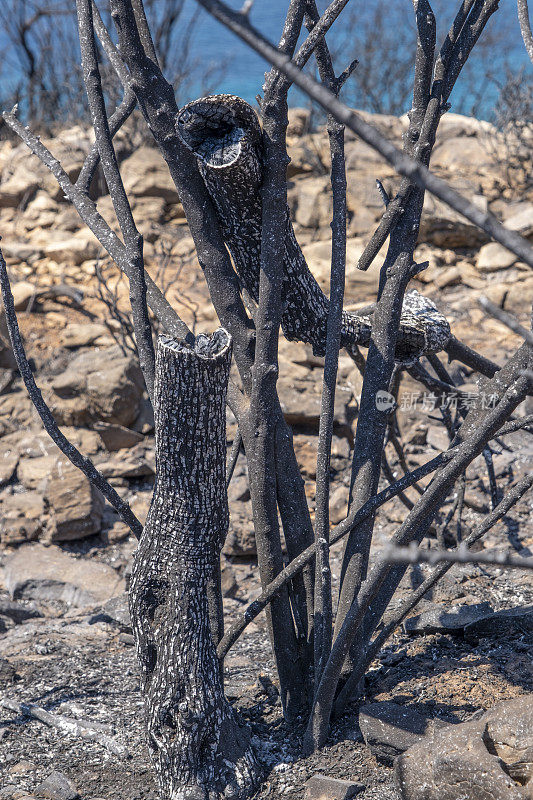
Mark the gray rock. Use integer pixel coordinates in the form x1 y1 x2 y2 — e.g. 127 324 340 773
221 562 238 598
223 507 256 557
0 599 43 623
228 475 250 504
43 459 105 542
464 605 533 641
35 771 79 800
359 701 449 765
89 593 132 633
92 422 144 451
403 601 493 635
0 491 44 545
304 774 364 800
42 345 144 427
395 695 533 800
2 544 126 607
97 443 155 479
0 656 17 683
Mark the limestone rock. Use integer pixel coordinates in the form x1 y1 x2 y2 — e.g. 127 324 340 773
223 507 256 557
477 241 517 272
18 455 58 491
89 593 132 633
403 601 494 635
92 422 144 451
294 175 331 228
0 169 38 208
0 305 16 371
43 345 144 427
359 702 450 765
43 459 105 542
505 204 533 238
227 474 250 504
303 237 385 303
420 192 490 248
221 561 239 598
329 483 349 524
431 135 498 174
35 770 79 800
0 599 42 623
287 107 311 137
8 281 38 310
121 146 180 203
0 436 20 485
0 491 44 546
277 373 357 435
59 322 109 348
304 774 364 800
395 696 533 800
2 543 126 606
97 443 154 479
44 231 100 265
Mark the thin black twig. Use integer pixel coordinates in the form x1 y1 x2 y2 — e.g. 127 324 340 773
77 0 155 399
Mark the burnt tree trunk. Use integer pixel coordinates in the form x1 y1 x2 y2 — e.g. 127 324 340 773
176 95 450 361
129 330 259 800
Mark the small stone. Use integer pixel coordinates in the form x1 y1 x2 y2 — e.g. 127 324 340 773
228 475 250 504
0 491 44 545
0 439 20 485
97 444 154 479
18 455 58 491
221 562 238 598
89 593 132 632
11 281 37 310
329 484 349 524
304 774 364 800
476 242 517 272
93 422 144 451
0 656 18 684
504 204 533 237
35 771 79 800
426 426 450 451
59 322 109 348
223 507 256 557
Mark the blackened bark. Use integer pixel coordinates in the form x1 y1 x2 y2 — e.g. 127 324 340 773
175 95 450 361
129 330 259 800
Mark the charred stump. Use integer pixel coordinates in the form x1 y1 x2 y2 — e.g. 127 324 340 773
129 330 260 800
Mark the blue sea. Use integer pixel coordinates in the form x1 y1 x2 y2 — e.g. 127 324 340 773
176 0 531 118
0 0 531 121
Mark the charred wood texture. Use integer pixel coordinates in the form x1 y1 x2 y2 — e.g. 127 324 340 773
129 330 259 800
176 95 450 361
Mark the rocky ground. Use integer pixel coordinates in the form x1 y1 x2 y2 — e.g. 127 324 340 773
0 107 532 799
